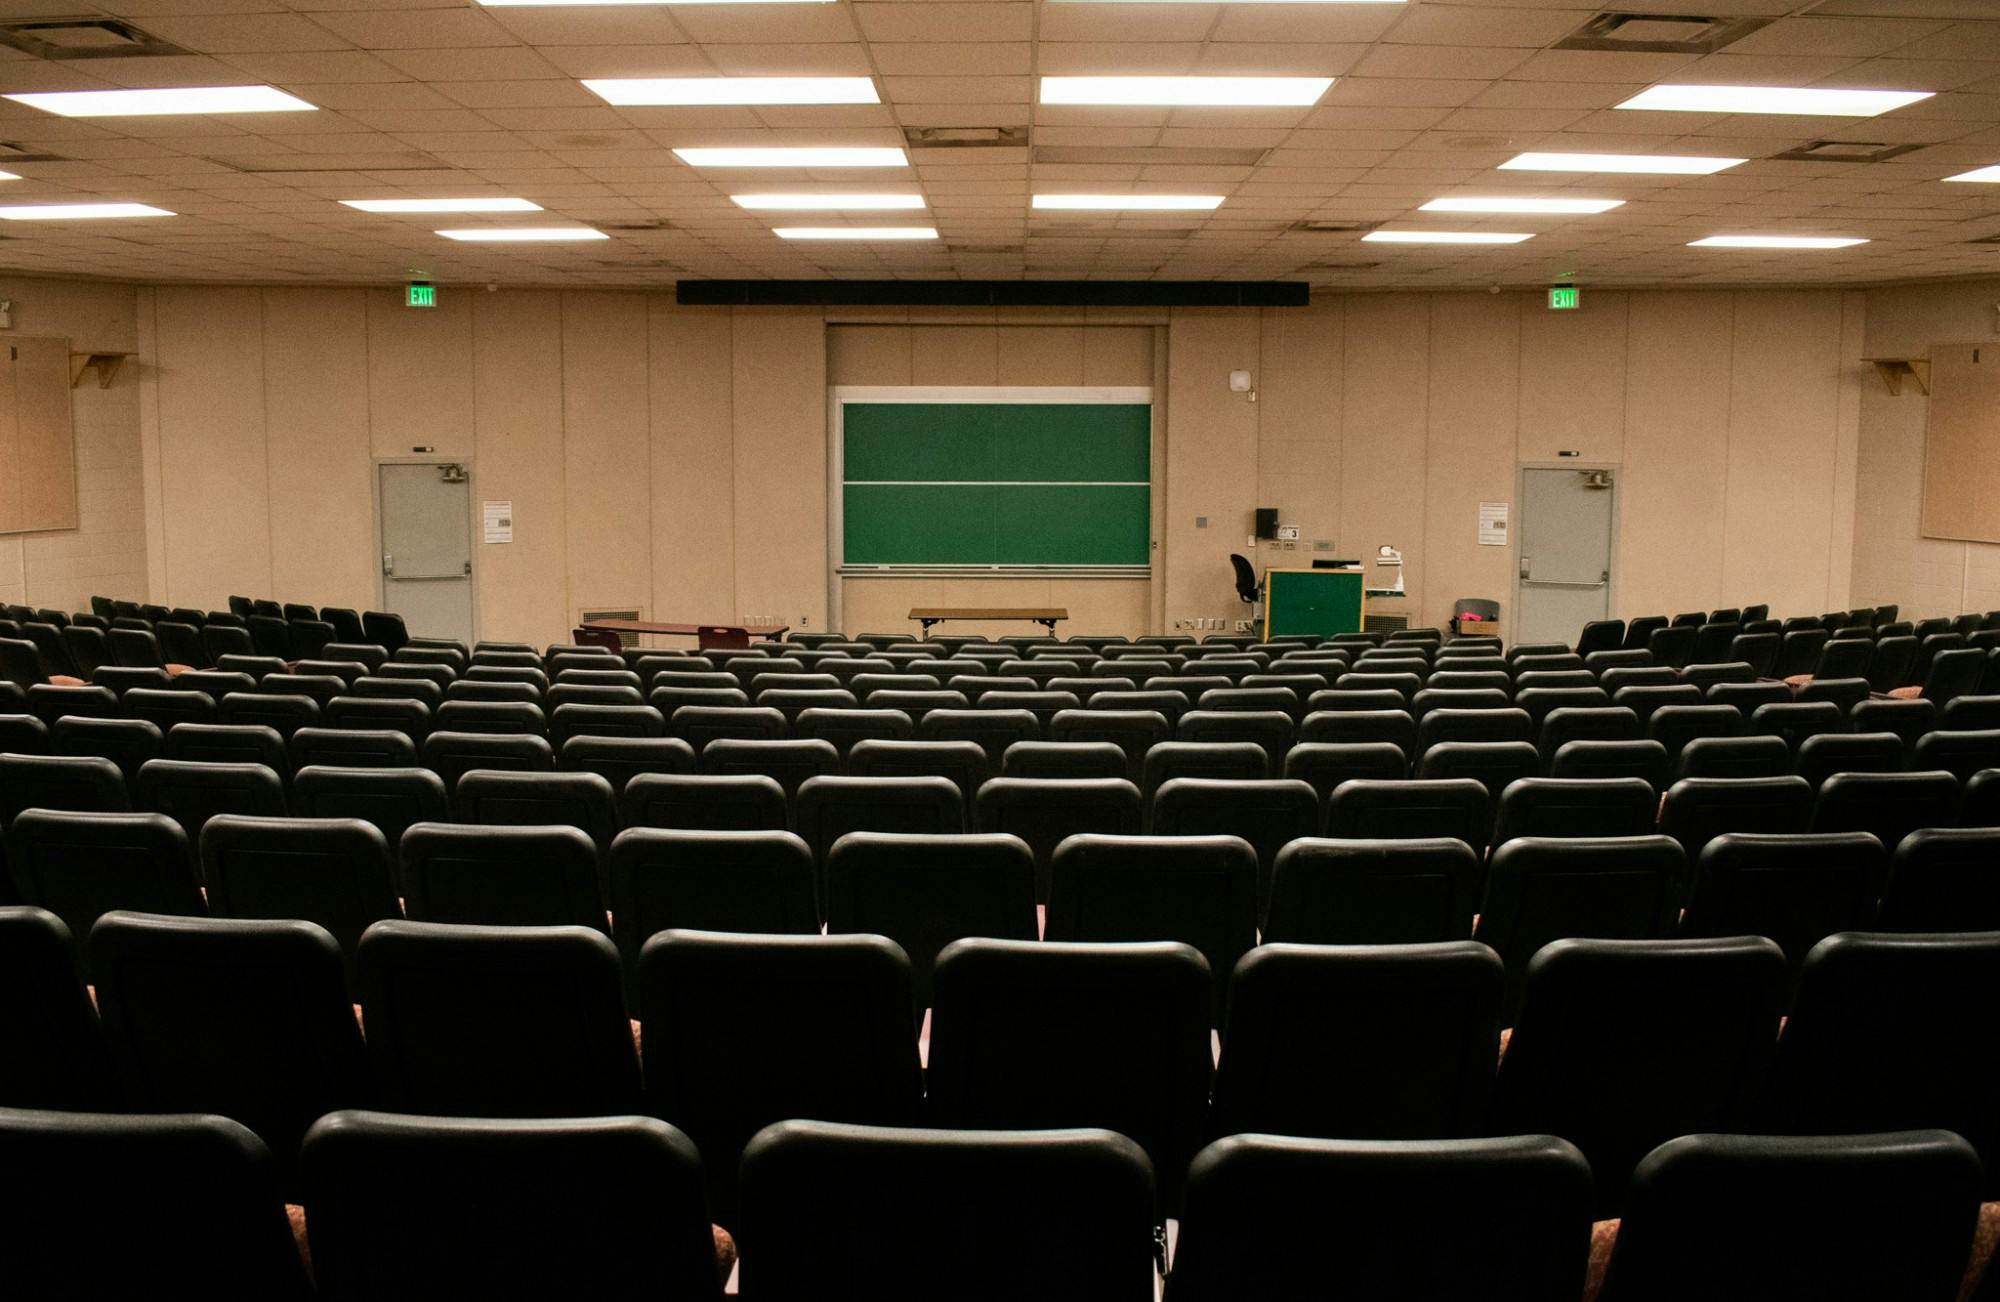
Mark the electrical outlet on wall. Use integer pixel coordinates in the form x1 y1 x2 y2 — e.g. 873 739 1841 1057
1235 619 1252 632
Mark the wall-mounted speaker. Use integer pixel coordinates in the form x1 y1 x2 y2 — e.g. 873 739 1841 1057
1254 508 1279 540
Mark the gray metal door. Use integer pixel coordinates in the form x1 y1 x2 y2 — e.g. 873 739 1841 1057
379 461 473 646
1515 467 1615 648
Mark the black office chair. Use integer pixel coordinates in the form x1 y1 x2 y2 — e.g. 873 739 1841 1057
1230 554 1257 605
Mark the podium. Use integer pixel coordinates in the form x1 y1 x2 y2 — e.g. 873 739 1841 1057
1262 567 1365 641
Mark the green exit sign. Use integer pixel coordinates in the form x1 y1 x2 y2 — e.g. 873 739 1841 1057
1548 285 1580 311
406 283 436 308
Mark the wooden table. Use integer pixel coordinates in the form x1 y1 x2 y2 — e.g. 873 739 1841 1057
580 618 789 651
908 607 1068 638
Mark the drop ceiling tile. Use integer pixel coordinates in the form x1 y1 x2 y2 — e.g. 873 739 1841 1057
1503 48 1704 83
752 105 898 128
1300 104 1455 131
1817 58 1999 91
293 80 463 110
1352 45 1535 80
883 76 1029 104
868 42 1029 76
703 42 876 75
1196 43 1365 76
1209 6 1404 44
1883 23 2000 63
478 8 690 47
855 3 1030 45
1382 5 1585 47
373 46 563 81
535 45 711 79
1037 43 1202 75
1037 4 1217 44
222 49 412 82
435 79 601 109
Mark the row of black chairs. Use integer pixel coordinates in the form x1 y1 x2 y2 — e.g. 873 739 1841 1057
4 1102 1986 1302
9 903 2000 1225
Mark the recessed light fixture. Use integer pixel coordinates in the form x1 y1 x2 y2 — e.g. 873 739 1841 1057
436 226 609 241
773 226 939 240
676 147 908 168
0 172 17 182
1420 197 1622 214
585 77 877 107
1500 151 1745 175
0 202 173 219
1362 230 1534 244
1689 235 1867 249
1040 76 1333 107
1944 165 2000 184
4 86 314 117
731 193 924 210
1616 85 1932 117
1033 194 1224 210
343 197 541 213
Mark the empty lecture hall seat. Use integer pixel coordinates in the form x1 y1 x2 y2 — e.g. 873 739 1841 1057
0 1109 311 1299
1263 836 1480 946
199 814 399 988
1679 832 1885 982
974 776 1144 902
1210 941 1502 1142
1166 1133 1591 1302
929 937 1211 1201
1597 1131 1980 1302
1877 828 2000 932
357 921 639 1119
400 823 605 931
0 906 115 1109
4 811 201 975
1488 936 1786 1218
639 930 920 1229
739 1121 1154 1302
302 1111 723 1302
88 911 368 1196
607 829 818 995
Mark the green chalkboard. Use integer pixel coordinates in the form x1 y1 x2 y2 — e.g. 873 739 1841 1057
841 401 1151 566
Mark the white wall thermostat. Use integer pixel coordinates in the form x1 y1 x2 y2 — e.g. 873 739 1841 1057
1229 370 1251 393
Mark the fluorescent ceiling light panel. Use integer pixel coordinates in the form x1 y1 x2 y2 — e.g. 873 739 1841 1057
1362 230 1533 245
436 227 609 241
1421 197 1622 214
586 77 876 106
731 193 923 210
774 226 939 240
1689 235 1867 249
0 172 17 181
1944 165 2000 183
1500 152 1744 175
5 86 315 117
1048 0 1398 3
676 147 907 168
1616 84 1932 117
343 198 541 213
1033 194 1224 210
0 203 173 219
1040 76 1333 107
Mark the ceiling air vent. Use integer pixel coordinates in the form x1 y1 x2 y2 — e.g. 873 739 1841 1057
213 152 446 173
1289 219 1382 234
1554 11 1769 55
905 126 1029 150
1770 140 1925 164
950 243 1023 253
0 17 191 60
1033 145 1269 168
595 218 672 232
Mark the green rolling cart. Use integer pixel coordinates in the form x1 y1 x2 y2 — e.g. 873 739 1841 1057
1262 567 1365 641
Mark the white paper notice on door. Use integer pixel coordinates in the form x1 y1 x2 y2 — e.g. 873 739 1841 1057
1478 501 1509 547
483 501 513 544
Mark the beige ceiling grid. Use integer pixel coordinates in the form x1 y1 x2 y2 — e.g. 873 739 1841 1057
0 0 1996 287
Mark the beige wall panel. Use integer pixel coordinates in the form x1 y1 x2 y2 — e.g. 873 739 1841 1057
11 337 76 534
1257 304 1342 567
1165 308 1262 629
651 303 738 626
367 289 474 460
561 291 653 618
827 326 913 386
1919 343 2000 546
0 536 20 606
733 310 828 631
996 326 1087 386
261 289 375 612
1827 292 1865 611
0 343 20 531
839 575 1148 641
1519 290 1628 463
1723 291 1845 615
471 291 569 645
1618 292 1734 619
910 325 999 386
1423 293 1519 631
4 276 145 613
1083 326 1155 387
1339 294 1429 625
151 286 272 611
1049 577 1150 638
